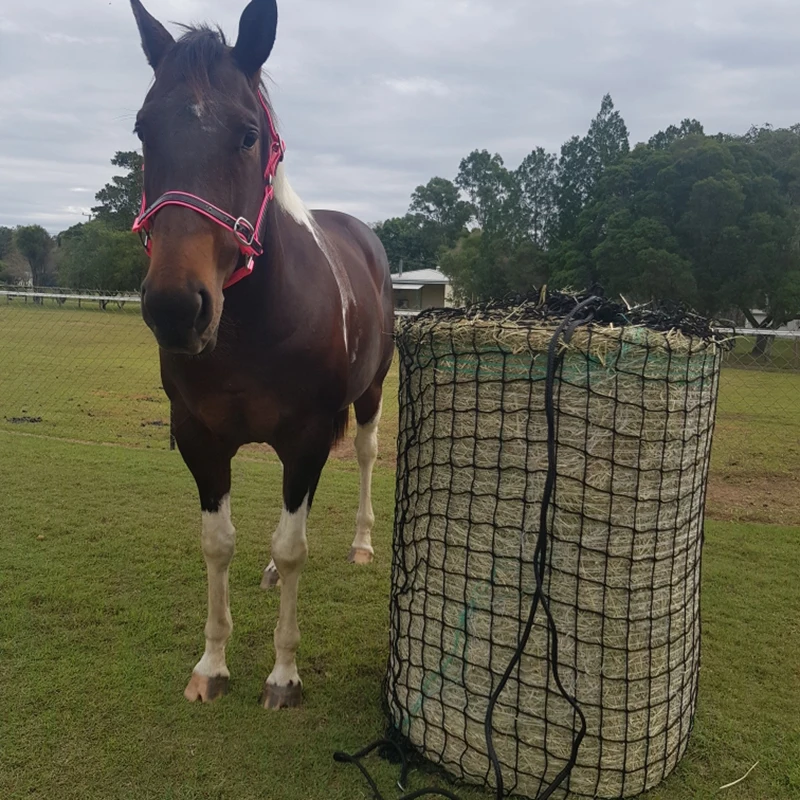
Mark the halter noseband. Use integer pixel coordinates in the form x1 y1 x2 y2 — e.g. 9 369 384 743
132 90 285 290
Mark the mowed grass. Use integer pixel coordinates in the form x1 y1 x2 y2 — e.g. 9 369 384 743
2 304 800 799
0 303 169 448
0 302 400 463
4 301 800 471
2 434 800 800
0 434 480 800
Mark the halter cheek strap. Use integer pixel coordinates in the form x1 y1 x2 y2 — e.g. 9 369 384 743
132 90 285 290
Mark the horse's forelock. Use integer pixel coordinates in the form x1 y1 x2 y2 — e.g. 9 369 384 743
167 24 236 103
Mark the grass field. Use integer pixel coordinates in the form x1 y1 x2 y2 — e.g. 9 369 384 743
0 303 168 448
2 303 800 799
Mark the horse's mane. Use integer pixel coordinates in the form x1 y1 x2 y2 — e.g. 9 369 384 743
168 24 326 249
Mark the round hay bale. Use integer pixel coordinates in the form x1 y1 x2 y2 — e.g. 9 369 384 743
384 295 724 799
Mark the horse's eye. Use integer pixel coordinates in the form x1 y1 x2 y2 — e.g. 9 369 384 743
133 124 144 142
242 130 259 151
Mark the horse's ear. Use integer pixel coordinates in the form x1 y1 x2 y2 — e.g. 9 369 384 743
232 0 278 80
130 0 175 71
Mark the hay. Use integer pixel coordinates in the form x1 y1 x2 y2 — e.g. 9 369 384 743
384 295 722 799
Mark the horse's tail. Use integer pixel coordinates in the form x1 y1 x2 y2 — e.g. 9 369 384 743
332 405 350 447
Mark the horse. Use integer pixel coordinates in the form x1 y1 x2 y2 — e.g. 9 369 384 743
128 0 395 709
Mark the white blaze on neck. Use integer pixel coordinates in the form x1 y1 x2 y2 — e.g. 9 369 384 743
272 163 354 353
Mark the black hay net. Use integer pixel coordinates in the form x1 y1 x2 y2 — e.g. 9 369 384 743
378 291 724 800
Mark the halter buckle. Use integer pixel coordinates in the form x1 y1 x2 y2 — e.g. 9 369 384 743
137 227 151 252
233 217 256 248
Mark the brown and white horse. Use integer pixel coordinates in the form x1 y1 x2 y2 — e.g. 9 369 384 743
128 0 394 708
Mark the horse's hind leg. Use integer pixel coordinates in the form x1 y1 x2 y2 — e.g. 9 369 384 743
349 382 383 565
173 414 237 703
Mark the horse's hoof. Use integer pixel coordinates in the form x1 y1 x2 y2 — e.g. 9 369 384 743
184 673 229 703
260 681 303 709
348 547 374 565
260 566 281 590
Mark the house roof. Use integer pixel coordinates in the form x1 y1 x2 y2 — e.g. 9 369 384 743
392 268 450 286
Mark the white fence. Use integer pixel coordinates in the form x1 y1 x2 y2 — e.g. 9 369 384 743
0 288 141 309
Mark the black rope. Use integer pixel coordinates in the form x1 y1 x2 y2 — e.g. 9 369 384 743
482 296 595 800
335 297 598 800
333 739 463 800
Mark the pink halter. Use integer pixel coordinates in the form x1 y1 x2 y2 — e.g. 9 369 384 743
132 90 285 290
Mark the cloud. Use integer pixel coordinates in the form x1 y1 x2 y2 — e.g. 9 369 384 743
2 0 800 235
385 78 450 98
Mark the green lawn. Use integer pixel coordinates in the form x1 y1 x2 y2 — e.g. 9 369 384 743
0 303 168 448
720 331 800 372
713 368 800 475
2 434 799 800
2 303 800 799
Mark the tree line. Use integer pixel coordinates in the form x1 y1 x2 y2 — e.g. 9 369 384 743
374 95 800 330
0 151 147 294
4 94 800 329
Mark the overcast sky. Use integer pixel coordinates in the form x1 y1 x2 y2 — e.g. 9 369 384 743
2 0 800 234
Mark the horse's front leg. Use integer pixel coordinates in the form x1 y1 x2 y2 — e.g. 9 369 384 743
173 414 237 703
261 423 331 709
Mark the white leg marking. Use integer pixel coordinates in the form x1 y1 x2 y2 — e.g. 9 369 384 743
350 400 381 561
194 494 235 679
267 496 309 688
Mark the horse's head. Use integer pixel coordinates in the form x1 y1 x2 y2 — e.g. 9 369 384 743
130 0 280 355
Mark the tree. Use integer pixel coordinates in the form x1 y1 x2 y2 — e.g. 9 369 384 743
556 94 630 240
55 221 148 292
0 226 15 284
14 225 55 287
592 213 696 303
370 98 800 320
372 216 438 272
0 226 13 261
588 94 630 173
408 177 472 250
648 119 705 150
555 134 595 242
438 229 549 304
514 148 558 247
92 151 144 231
456 150 519 235
438 230 485 303
554 130 800 329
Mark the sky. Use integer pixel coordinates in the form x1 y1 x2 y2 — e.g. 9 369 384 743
2 0 800 234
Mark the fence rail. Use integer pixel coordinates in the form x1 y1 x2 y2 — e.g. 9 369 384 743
1 287 141 311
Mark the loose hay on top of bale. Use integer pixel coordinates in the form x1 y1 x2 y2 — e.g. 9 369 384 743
383 291 725 800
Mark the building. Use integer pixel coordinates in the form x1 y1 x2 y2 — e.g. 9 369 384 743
742 309 800 332
391 268 454 315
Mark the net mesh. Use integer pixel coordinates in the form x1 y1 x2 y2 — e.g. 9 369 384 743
382 293 724 799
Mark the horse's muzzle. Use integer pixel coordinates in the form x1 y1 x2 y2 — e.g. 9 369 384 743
141 280 215 355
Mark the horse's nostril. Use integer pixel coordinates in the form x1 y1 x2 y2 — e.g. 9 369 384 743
195 288 212 335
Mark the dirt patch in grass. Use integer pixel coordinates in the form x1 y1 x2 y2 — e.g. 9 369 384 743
239 426 397 466
250 432 800 528
706 471 800 526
